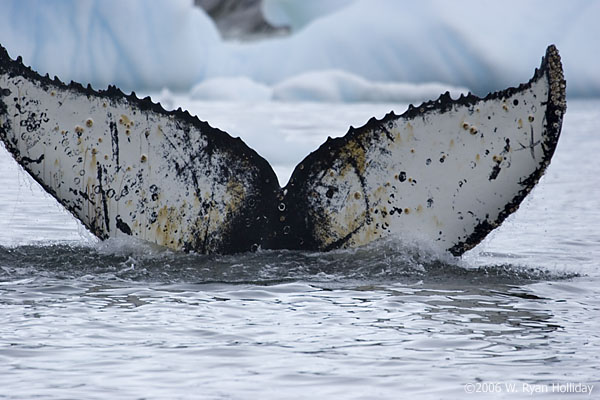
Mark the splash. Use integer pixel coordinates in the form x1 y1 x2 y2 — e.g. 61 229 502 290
0 237 578 287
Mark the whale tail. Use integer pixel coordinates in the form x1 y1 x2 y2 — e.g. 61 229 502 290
0 44 566 255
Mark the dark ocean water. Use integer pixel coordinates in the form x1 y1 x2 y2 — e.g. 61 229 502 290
0 100 598 399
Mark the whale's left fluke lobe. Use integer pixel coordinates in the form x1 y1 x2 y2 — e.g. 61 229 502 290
0 44 565 256
0 44 281 254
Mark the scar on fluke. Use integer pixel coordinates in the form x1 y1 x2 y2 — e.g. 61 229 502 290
0 44 565 256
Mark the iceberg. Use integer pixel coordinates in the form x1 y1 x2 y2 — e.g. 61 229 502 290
0 0 598 99
272 70 468 103
222 0 599 97
188 71 468 103
190 76 272 102
0 0 221 92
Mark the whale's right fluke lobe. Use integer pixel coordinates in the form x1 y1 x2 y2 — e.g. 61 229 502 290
281 45 566 256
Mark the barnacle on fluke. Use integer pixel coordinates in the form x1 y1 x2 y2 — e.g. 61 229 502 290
0 44 565 256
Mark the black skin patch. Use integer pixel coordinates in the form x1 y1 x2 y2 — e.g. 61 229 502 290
109 121 120 168
489 163 502 181
96 164 110 234
116 215 132 235
326 186 336 198
20 153 44 165
0 43 566 256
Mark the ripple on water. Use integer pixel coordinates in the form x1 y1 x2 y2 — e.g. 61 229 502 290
0 239 597 400
0 236 579 287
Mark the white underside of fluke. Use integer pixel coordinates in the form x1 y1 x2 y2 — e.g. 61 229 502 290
304 79 550 252
0 45 565 255
0 77 266 253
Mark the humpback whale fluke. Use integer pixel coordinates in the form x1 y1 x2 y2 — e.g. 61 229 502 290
0 44 566 255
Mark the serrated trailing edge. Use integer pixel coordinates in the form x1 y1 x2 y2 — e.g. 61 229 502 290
0 44 565 256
